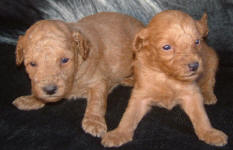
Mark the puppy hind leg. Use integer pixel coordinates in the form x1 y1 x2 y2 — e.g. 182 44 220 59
198 47 218 105
180 93 227 146
102 90 151 147
12 95 45 110
82 81 108 138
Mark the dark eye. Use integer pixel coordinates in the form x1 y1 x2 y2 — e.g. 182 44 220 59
162 45 171 51
195 39 200 45
30 62 37 67
61 57 69 64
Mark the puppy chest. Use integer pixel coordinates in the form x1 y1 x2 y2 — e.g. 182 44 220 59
149 83 178 110
153 92 177 110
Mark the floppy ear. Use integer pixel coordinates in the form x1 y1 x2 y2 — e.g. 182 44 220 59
72 32 90 60
15 35 25 66
133 28 149 52
196 13 208 37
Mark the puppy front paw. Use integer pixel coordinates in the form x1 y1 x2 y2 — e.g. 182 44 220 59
82 115 107 138
101 129 133 147
203 92 217 105
198 128 228 146
12 95 45 110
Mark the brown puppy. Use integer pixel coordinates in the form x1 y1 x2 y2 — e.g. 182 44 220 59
102 10 228 147
13 12 144 137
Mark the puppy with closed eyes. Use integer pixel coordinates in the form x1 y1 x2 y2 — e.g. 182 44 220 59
13 12 144 138
102 10 228 147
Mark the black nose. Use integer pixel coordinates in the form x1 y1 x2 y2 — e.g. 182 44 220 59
188 62 199 71
43 85 57 95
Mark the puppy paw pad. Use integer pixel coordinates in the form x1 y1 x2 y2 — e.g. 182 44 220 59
101 130 132 147
82 115 107 137
12 96 45 110
203 93 217 105
200 129 228 146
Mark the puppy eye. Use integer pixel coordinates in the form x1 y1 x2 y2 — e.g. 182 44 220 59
61 57 69 64
195 39 200 45
162 45 171 51
30 62 37 67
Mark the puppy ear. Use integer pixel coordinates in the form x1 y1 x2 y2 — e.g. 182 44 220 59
133 28 149 52
196 13 208 37
15 35 25 66
72 32 90 60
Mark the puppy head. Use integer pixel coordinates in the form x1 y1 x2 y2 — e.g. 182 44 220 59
16 20 89 102
134 10 208 81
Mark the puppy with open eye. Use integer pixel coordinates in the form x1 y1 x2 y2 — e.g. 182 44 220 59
13 12 144 137
102 10 228 147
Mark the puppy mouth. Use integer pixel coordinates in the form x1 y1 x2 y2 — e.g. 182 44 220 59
188 72 197 76
183 72 199 80
36 93 63 102
32 82 66 102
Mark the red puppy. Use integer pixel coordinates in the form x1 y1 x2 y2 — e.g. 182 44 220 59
13 12 144 138
102 10 227 147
